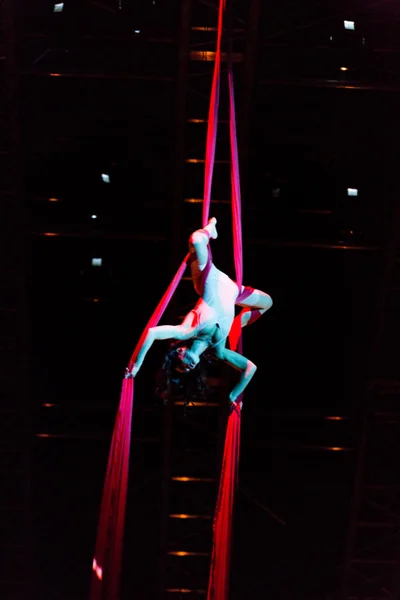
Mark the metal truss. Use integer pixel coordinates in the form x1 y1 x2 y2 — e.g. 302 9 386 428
0 1 32 599
158 1 262 598
341 163 400 599
342 384 400 600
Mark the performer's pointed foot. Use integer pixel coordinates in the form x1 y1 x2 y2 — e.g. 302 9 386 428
207 217 218 239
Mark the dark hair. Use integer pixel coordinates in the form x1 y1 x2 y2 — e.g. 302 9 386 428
155 341 209 414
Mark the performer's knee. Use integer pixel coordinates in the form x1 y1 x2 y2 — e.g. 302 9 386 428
189 229 210 246
261 293 273 311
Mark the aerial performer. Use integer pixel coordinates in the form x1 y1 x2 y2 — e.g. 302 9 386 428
125 217 273 406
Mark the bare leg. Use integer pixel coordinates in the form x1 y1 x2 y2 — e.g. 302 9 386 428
189 217 218 271
236 288 273 327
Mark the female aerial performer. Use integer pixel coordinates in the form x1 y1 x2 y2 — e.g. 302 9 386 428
126 218 273 405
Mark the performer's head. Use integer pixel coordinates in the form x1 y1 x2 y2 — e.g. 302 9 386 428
175 345 200 372
155 341 208 407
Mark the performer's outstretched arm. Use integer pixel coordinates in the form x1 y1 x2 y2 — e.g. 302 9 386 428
127 324 196 377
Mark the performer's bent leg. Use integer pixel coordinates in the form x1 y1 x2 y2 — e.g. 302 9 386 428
236 287 273 327
189 217 217 271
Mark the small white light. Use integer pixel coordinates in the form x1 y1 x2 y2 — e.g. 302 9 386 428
101 173 110 183
347 188 358 197
54 3 64 12
91 214 97 219
134 29 141 34
344 20 355 31
330 36 333 41
92 258 102 267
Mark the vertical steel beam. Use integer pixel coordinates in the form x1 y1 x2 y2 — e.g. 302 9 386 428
238 0 261 190
158 2 192 598
1 0 32 598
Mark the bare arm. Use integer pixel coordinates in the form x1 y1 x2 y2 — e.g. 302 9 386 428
128 324 196 376
216 347 257 402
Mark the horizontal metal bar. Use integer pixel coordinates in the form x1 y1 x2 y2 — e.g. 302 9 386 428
190 50 243 62
258 77 400 94
174 401 219 408
169 514 212 520
171 477 215 483
351 558 397 564
357 522 400 528
31 230 168 242
24 32 176 43
21 71 174 82
186 158 229 164
29 231 378 251
36 433 160 442
166 590 206 595
168 551 210 557
184 198 231 204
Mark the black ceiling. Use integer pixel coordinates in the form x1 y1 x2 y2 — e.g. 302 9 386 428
3 1 400 599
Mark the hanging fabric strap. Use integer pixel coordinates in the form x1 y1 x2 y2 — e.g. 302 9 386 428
202 0 225 227
207 0 244 598
90 254 190 600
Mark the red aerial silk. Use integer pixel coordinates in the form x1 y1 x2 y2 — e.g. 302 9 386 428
90 254 190 600
207 0 244 598
90 0 243 598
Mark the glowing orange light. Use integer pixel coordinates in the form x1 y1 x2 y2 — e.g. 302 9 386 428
340 66 349 71
174 400 219 407
50 73 62 77
192 26 217 32
169 514 211 520
330 447 345 451
172 476 215 482
36 434 50 438
325 416 345 421
43 232 59 237
49 197 59 202
168 551 209 557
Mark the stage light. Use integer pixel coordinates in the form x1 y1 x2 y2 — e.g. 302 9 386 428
134 29 141 34
344 20 355 31
49 197 59 202
101 173 110 183
347 188 358 197
91 214 97 219
54 3 64 12
92 258 102 267
340 66 349 71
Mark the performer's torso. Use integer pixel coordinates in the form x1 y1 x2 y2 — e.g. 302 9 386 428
191 264 238 347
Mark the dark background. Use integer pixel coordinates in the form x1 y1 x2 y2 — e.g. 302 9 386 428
2 1 400 599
